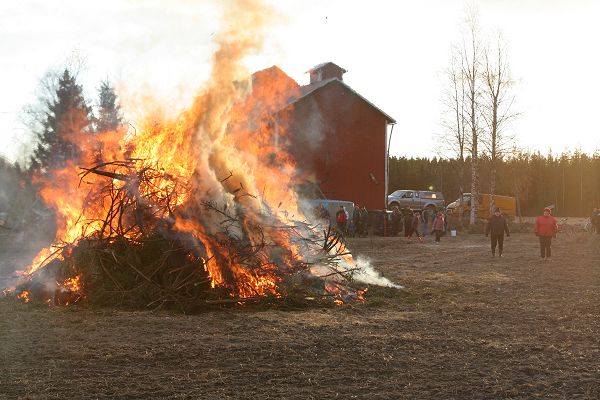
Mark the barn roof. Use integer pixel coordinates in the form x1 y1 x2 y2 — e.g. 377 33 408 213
291 78 396 124
249 65 396 124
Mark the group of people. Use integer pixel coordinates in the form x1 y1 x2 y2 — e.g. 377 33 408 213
315 202 450 242
350 205 370 237
335 204 369 237
485 206 559 261
313 203 369 237
316 201 583 261
390 207 448 243
487 205 600 260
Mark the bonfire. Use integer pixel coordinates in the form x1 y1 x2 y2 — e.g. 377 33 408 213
15 157 364 312
5 0 397 312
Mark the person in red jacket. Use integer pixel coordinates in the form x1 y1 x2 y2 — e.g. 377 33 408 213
335 206 348 234
534 207 558 261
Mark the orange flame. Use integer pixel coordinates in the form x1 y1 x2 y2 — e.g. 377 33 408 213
63 275 81 293
22 0 364 303
18 290 30 303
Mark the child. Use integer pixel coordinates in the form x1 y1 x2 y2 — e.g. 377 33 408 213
409 211 423 241
431 211 446 244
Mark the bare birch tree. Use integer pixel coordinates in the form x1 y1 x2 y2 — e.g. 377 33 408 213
439 52 468 224
460 9 483 226
481 35 518 214
439 6 483 226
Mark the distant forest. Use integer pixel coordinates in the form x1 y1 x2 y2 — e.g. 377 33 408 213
389 152 600 217
3 151 600 224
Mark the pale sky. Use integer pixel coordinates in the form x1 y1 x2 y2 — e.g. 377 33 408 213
1 0 599 164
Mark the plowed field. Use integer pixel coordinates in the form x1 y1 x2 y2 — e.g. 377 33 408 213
1 231 599 399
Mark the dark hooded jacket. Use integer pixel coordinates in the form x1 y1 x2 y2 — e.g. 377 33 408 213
485 215 510 237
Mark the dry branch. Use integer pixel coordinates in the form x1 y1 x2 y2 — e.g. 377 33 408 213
17 159 364 312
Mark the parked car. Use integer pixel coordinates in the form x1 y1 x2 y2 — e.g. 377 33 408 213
387 190 445 212
446 193 517 219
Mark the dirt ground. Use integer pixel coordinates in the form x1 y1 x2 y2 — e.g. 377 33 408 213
1 230 600 399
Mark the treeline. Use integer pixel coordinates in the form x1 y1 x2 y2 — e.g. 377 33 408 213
27 68 124 172
389 152 600 217
0 66 124 231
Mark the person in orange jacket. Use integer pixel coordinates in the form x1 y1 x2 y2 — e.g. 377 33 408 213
534 207 558 261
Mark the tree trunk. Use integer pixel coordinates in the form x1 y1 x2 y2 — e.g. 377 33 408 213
458 162 465 228
469 104 478 226
490 162 496 216
516 193 523 223
470 156 477 225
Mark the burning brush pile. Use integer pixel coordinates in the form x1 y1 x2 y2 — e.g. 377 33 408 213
4 0 397 311
15 158 365 312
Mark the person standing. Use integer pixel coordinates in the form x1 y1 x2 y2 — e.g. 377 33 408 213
403 209 413 238
592 207 600 234
420 209 430 237
358 206 369 237
409 210 423 241
350 204 361 237
431 211 446 244
315 203 330 226
390 206 402 236
534 207 558 261
485 208 510 257
335 206 348 235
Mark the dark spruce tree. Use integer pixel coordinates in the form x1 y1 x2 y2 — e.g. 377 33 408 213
31 69 92 172
95 80 123 133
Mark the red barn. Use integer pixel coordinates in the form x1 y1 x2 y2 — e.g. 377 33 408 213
251 62 396 210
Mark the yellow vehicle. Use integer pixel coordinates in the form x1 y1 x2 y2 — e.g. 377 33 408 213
446 193 517 219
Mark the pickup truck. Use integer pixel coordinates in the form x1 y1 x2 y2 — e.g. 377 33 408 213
387 190 445 212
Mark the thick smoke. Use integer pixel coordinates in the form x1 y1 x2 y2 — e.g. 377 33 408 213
353 256 402 288
3 0 400 298
0 166 55 289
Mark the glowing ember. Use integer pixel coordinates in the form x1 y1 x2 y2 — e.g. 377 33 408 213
18 291 30 303
63 275 81 293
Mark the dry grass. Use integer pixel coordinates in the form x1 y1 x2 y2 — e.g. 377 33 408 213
1 231 600 399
